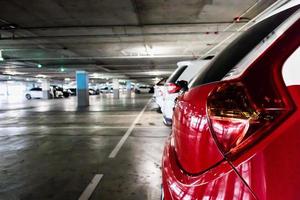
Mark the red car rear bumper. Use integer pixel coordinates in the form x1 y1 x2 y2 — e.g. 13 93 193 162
162 137 256 200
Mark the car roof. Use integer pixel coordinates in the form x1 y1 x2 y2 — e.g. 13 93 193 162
258 0 300 22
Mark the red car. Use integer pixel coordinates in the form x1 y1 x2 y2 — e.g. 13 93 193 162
162 3 300 200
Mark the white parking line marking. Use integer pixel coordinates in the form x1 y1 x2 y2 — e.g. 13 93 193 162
78 174 103 200
108 98 152 158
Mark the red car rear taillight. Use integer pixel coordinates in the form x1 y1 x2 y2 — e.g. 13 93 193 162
207 81 292 157
207 18 300 158
167 83 181 94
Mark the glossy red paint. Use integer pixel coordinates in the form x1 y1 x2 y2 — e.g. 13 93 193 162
173 84 224 174
206 16 300 160
162 7 300 200
227 16 300 200
232 86 300 200
162 137 256 200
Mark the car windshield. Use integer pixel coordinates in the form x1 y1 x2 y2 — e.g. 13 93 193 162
190 5 299 88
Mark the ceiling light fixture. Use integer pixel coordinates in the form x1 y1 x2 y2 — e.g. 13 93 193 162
36 74 47 78
0 50 4 61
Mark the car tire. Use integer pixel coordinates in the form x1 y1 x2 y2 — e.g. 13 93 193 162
25 94 31 100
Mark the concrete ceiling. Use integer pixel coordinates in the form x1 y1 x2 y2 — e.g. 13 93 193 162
0 0 277 83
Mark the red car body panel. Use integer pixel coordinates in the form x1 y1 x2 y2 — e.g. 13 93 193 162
173 84 224 174
162 6 300 200
162 138 256 200
233 86 300 200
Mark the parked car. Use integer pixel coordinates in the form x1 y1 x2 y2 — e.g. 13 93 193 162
50 85 64 98
162 3 300 200
134 85 152 94
89 88 97 95
99 86 113 93
68 88 76 96
154 78 167 113
25 87 43 99
54 86 70 98
148 86 154 93
161 58 212 125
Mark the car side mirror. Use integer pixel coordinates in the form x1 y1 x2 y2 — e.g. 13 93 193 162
176 80 189 92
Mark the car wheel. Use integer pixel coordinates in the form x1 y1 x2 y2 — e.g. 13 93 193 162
25 94 31 100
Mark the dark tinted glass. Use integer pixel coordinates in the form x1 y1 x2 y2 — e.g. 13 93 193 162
190 6 299 88
166 65 188 84
30 88 42 91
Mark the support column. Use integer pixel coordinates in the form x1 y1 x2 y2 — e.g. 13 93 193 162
76 71 89 107
126 80 131 97
113 79 119 99
42 79 50 99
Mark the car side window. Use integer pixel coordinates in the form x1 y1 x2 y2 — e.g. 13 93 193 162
282 46 300 86
30 88 42 91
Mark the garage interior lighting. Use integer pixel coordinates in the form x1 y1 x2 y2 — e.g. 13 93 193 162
36 74 47 78
0 50 4 61
3 70 28 75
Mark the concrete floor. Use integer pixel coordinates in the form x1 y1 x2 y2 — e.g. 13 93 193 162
0 93 170 200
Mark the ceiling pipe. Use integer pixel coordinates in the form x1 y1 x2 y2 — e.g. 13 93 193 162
5 54 200 61
15 21 247 31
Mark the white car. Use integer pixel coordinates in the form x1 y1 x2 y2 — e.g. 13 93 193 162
134 85 152 94
162 58 212 125
25 87 43 99
154 78 167 113
99 86 113 93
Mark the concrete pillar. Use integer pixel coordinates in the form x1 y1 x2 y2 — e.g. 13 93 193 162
76 71 89 107
42 79 50 99
126 80 131 97
107 83 112 93
113 79 119 99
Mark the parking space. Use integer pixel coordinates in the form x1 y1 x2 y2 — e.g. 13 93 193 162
0 95 170 200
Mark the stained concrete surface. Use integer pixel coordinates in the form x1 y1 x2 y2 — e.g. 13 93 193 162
0 93 170 200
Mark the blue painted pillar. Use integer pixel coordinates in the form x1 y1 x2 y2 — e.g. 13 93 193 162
76 71 89 107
